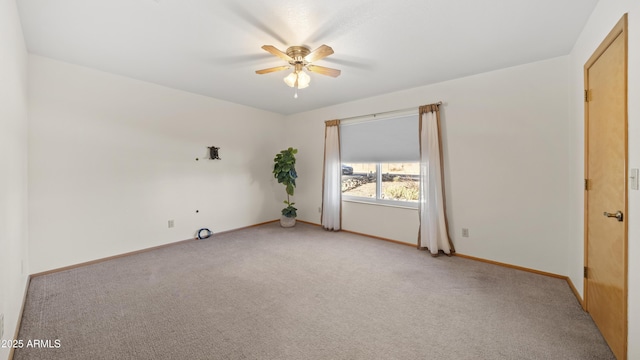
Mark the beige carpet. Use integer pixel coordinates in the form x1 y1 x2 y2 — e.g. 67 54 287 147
14 222 614 359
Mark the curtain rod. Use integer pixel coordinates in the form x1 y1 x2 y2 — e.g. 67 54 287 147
339 101 443 123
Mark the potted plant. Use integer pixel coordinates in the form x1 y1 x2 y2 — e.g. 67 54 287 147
273 147 298 227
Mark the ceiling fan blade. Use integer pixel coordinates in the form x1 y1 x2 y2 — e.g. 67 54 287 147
255 66 291 74
307 65 341 77
261 45 293 62
304 45 334 63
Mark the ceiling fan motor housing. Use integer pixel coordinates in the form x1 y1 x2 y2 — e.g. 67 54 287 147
286 46 311 62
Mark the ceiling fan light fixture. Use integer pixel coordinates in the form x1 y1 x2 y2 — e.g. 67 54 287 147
297 71 310 89
283 70 310 89
283 72 298 87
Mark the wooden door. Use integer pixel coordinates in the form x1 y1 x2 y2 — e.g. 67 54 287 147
584 14 627 360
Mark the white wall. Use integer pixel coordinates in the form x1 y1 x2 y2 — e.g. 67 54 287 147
28 55 286 274
286 56 571 276
0 0 29 358
343 202 418 245
567 0 640 356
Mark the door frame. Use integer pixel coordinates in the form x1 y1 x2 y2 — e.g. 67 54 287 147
583 13 628 358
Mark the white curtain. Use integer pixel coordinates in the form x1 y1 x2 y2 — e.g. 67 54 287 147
418 105 454 255
321 120 341 230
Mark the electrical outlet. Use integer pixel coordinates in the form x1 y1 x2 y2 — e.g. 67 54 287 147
462 228 469 237
1 313 4 338
168 220 174 228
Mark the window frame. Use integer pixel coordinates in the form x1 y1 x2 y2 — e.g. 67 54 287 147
341 162 419 209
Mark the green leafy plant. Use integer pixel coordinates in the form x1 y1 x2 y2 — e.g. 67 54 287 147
273 147 298 218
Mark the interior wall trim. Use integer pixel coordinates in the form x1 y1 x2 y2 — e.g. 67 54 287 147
455 253 584 306
30 239 198 278
341 229 416 248
566 277 584 308
299 220 585 306
296 220 417 248
8 275 31 360
29 220 279 278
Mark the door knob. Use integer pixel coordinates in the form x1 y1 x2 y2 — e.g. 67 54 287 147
603 211 623 222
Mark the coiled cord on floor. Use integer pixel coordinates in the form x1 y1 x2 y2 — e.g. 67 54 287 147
197 228 212 240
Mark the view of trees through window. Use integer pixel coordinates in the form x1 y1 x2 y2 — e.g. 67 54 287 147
341 162 419 202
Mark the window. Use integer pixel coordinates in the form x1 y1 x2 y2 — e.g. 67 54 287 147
340 112 420 207
342 162 419 205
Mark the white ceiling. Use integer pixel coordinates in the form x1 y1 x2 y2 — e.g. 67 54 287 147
17 0 598 115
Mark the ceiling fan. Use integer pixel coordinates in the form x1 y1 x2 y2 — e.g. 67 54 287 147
255 44 341 97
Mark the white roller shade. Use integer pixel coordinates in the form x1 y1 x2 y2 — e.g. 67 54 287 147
340 114 419 162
